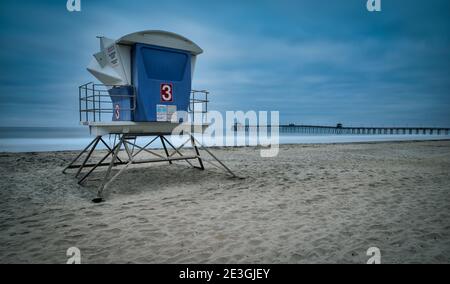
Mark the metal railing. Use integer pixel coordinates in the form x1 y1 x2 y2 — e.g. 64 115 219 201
79 83 210 124
189 90 210 124
79 82 136 123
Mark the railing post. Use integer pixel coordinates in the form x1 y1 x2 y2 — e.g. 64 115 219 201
192 91 195 123
93 84 96 122
98 89 102 121
79 86 82 122
205 91 209 124
85 83 88 122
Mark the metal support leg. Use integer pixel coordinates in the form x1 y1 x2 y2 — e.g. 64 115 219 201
124 140 166 159
160 135 172 165
190 135 205 170
86 133 238 203
62 136 100 174
93 136 124 203
161 136 194 168
78 141 122 185
75 136 101 178
93 136 162 202
191 135 237 178
98 142 135 197
99 137 124 163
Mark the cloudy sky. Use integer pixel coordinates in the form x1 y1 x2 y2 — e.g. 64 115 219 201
0 0 449 127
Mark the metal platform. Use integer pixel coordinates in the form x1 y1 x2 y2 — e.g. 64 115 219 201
83 121 209 136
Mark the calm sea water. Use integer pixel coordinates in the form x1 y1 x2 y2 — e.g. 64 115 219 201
0 127 449 153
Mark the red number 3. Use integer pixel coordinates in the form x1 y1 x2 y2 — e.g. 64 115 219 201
161 83 173 102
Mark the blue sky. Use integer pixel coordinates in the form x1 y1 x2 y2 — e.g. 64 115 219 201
0 0 449 127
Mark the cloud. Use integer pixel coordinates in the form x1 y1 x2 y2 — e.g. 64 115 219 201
0 0 449 127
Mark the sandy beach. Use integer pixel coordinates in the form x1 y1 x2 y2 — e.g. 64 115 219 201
0 140 449 264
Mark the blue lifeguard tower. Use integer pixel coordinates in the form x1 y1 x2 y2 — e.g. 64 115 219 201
64 30 236 202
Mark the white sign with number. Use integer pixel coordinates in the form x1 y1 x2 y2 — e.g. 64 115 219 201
161 83 173 102
114 104 120 120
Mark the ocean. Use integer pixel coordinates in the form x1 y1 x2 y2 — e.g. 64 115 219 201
0 127 449 153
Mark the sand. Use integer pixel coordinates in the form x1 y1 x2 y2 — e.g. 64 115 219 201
0 140 449 264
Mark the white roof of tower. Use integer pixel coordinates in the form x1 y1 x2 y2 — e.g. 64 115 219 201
116 30 203 55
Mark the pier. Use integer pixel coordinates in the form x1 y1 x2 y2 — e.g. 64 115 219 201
233 124 450 136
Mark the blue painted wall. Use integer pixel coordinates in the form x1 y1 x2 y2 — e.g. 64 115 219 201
132 43 192 122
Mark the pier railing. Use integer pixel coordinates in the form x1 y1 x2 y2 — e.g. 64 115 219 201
233 124 450 136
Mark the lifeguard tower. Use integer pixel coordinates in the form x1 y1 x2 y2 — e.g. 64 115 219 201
64 30 236 202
